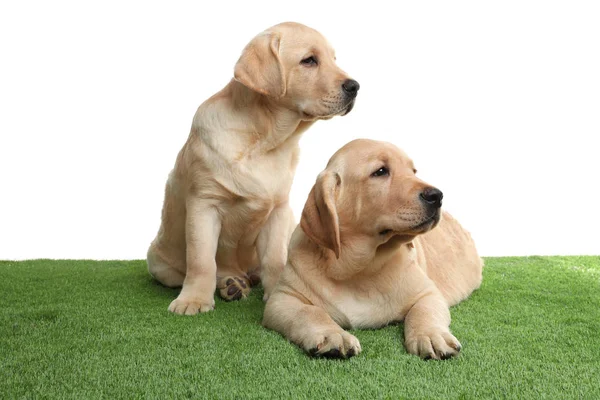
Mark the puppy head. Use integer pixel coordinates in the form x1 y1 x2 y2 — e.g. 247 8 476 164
301 139 443 257
234 22 359 120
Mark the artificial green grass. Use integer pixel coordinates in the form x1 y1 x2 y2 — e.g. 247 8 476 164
1 256 599 399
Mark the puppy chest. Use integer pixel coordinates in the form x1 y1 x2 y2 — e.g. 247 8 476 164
328 292 401 330
219 198 275 244
233 152 296 200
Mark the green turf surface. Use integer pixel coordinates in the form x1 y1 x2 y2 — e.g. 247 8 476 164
1 256 599 399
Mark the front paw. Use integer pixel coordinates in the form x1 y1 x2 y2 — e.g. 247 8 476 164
405 330 462 360
168 296 215 315
304 329 362 359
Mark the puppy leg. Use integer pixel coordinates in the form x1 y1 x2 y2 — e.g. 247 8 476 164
403 292 462 360
168 202 221 315
256 205 295 301
263 292 361 359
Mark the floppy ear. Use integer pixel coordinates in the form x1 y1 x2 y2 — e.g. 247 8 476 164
300 171 341 258
234 32 286 98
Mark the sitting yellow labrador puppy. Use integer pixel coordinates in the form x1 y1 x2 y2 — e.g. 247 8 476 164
263 139 483 359
147 22 359 315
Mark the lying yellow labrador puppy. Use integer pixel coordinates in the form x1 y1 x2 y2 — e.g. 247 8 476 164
263 139 483 359
147 22 359 315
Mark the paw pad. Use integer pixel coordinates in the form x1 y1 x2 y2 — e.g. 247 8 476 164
217 276 251 301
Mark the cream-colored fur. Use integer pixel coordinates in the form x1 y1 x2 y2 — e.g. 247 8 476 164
147 22 359 315
263 139 483 359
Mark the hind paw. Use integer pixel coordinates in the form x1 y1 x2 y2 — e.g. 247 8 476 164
217 276 251 301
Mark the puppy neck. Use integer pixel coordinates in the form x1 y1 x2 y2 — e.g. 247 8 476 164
226 80 314 151
322 234 416 281
376 233 417 254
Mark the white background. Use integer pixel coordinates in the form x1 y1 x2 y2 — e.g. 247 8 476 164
1 1 599 260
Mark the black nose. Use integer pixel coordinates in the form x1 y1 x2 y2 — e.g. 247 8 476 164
420 187 443 208
342 79 360 97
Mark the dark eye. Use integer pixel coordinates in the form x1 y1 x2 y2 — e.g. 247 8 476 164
371 166 389 177
300 56 318 66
